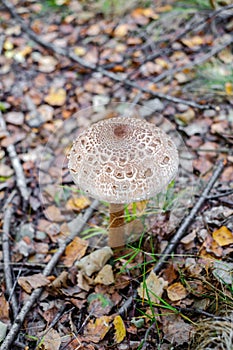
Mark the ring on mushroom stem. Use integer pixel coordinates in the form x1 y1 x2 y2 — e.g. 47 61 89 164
67 116 179 248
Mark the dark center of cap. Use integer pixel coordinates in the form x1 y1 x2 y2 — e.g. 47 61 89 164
113 124 128 138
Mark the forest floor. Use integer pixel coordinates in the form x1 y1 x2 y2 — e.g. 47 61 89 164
0 0 233 349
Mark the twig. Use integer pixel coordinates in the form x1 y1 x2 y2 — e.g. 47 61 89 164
153 159 225 274
0 112 29 202
0 199 99 350
118 159 226 316
2 192 19 319
152 34 233 84
176 306 232 321
1 0 211 110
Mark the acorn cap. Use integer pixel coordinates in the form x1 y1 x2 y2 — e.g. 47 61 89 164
67 117 179 204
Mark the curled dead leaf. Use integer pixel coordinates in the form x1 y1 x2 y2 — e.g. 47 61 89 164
166 282 187 301
75 246 113 276
137 271 168 303
18 273 50 294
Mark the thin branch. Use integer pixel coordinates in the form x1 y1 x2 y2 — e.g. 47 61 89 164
153 159 225 274
0 112 29 202
1 0 211 110
0 199 99 350
2 193 19 319
152 34 233 84
118 159 226 316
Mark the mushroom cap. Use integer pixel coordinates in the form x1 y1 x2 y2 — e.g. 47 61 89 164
67 117 179 204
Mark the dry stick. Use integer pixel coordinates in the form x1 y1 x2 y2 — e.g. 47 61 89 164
0 199 99 350
2 0 210 110
0 112 29 202
152 34 233 84
118 159 225 316
2 194 19 319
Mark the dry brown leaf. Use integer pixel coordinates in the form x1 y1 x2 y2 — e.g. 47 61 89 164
63 237 88 267
44 205 65 222
37 328 61 350
44 87 66 106
114 24 130 37
166 282 187 301
163 315 194 345
18 273 50 294
137 271 168 303
84 316 111 343
94 264 115 285
212 226 233 246
38 56 58 73
113 315 126 344
0 293 10 323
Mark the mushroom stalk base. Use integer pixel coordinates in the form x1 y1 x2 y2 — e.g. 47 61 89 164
108 203 125 248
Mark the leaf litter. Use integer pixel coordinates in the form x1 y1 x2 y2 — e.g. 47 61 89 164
0 0 233 349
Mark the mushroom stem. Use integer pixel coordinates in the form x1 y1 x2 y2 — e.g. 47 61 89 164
108 203 125 248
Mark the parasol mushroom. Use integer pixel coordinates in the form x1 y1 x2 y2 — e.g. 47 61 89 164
67 116 179 248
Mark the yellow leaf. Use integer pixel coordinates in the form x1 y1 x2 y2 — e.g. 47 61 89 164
84 316 111 343
225 82 233 96
63 236 88 267
74 46 86 56
113 315 126 344
44 87 66 106
212 226 233 246
114 24 129 37
66 196 91 212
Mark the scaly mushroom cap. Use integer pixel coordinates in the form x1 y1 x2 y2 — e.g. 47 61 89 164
68 117 179 203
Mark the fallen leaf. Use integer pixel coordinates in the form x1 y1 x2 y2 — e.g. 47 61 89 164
163 315 194 345
84 316 111 343
0 294 10 322
44 205 65 222
181 36 204 48
212 226 233 246
114 24 130 37
18 273 50 293
44 87 66 106
87 293 113 317
0 164 14 177
74 46 86 56
5 111 24 125
94 264 115 285
225 82 233 95
137 270 168 303
166 282 187 301
0 321 7 343
75 247 113 276
66 196 91 212
63 237 88 267
113 315 126 344
37 328 61 350
213 260 233 285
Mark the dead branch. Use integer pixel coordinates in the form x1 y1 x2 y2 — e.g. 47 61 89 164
153 159 225 273
2 0 211 110
2 193 19 319
0 112 29 202
118 159 226 316
152 35 233 84
0 199 99 350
